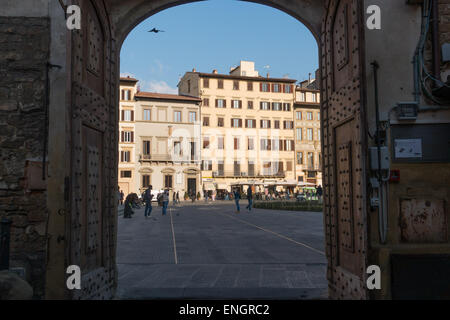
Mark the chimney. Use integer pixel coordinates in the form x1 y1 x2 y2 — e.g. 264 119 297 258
308 73 312 84
212 69 218 74
192 68 196 72
266 72 270 78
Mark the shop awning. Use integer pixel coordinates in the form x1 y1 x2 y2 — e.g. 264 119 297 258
217 184 228 190
203 182 215 191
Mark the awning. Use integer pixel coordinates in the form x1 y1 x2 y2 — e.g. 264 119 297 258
203 182 215 191
298 182 316 187
217 184 228 190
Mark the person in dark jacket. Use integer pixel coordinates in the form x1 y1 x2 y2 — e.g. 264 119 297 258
233 189 241 213
246 186 253 212
123 194 134 218
143 185 153 218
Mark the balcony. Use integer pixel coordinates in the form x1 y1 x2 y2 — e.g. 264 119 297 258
212 171 285 178
139 154 200 163
302 165 321 171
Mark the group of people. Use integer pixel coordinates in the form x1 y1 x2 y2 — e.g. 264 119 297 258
232 186 253 213
119 185 171 219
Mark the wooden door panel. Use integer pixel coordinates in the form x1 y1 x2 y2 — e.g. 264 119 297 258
321 0 367 299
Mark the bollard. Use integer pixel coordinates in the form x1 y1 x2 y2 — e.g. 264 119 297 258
0 217 12 271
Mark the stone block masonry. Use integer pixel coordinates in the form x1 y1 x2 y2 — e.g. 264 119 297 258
0 17 50 299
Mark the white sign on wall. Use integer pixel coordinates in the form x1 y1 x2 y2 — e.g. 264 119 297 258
394 139 422 158
176 173 183 185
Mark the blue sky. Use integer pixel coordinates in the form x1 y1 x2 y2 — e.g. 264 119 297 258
120 0 318 94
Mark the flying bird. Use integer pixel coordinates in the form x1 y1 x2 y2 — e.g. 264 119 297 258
148 28 165 33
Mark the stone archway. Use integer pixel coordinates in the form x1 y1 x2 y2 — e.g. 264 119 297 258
45 0 368 300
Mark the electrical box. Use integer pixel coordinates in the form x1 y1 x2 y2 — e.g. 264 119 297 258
396 102 418 120
370 146 390 171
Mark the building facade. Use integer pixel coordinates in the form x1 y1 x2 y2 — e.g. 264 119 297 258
294 78 323 186
118 77 202 197
178 61 297 193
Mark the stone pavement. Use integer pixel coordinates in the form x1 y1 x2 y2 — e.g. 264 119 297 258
116 201 328 299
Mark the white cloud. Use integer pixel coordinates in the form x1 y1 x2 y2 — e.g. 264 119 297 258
141 80 178 94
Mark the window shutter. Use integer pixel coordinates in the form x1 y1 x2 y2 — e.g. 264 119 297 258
120 151 124 162
121 110 124 121
260 83 263 91
131 132 134 142
260 120 263 128
267 83 271 92
290 85 294 93
239 100 242 109
231 119 234 127
239 119 242 127
268 120 271 128
215 99 218 107
121 131 124 142
282 84 285 93
131 111 134 121
291 140 295 150
224 100 227 108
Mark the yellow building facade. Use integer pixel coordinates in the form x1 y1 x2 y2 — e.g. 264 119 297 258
294 81 323 186
178 61 297 193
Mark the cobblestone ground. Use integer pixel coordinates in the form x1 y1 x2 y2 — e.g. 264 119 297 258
116 201 328 299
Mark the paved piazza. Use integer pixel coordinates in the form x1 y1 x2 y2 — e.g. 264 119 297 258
116 201 328 299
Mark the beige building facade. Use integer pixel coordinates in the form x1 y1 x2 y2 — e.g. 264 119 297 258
294 79 323 186
178 61 297 193
118 77 202 198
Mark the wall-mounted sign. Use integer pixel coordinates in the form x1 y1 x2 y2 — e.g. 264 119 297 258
394 139 422 159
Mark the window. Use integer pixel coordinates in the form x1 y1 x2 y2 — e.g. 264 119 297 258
284 84 292 93
174 111 182 122
203 98 209 107
202 160 212 170
247 101 253 109
217 79 224 89
142 141 151 157
247 82 253 91
308 171 316 178
300 92 306 102
272 139 280 151
248 137 254 150
233 161 240 176
260 102 270 110
283 103 291 111
260 139 271 151
261 83 270 92
164 175 173 188
173 141 181 156
190 142 196 160
142 175 151 188
121 131 134 143
297 152 303 165
296 128 302 141
120 150 131 162
318 129 321 141
217 136 224 149
260 120 271 129
272 102 282 111
298 176 304 182
296 111 302 120
308 152 314 167
218 161 224 175
272 83 280 92
248 161 255 176
232 100 242 109
121 89 131 101
307 112 313 120
307 128 313 141
217 117 224 127
312 93 317 102
233 80 239 90
143 109 151 121
203 78 209 88
232 118 242 128
274 120 280 129
203 137 210 149
246 119 256 128
120 170 132 178
286 140 294 151
122 110 134 121
233 137 240 150
317 112 320 121
189 111 197 123
283 121 294 129
203 116 210 126
216 99 226 108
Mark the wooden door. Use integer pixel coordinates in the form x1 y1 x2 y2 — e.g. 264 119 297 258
321 0 369 299
67 0 117 299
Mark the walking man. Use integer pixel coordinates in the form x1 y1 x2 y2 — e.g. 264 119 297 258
316 185 323 202
246 186 253 212
143 185 153 218
162 189 169 215
176 191 180 204
233 189 241 213
119 189 124 205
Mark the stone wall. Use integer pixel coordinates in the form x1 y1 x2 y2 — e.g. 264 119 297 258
0 17 50 299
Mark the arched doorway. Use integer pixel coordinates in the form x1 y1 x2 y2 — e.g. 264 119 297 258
47 0 368 300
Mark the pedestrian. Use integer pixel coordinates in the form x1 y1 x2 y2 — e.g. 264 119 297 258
233 189 241 213
123 194 134 218
316 185 323 202
204 189 208 202
176 191 180 204
162 189 169 215
120 190 124 205
173 191 177 206
246 186 253 212
143 185 153 218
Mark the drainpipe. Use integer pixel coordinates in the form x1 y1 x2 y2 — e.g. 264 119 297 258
431 0 441 87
